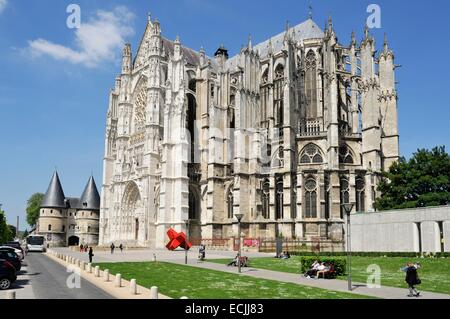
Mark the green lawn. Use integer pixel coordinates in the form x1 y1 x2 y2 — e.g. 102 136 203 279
208 256 450 295
93 261 373 299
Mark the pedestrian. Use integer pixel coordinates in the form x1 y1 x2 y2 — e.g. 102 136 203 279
84 245 89 253
198 244 205 261
80 244 83 252
402 262 421 297
119 243 123 253
88 247 94 263
110 242 115 254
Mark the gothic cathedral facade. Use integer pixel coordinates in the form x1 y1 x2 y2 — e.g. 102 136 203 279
99 16 399 248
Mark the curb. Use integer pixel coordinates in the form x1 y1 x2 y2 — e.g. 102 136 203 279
45 250 171 299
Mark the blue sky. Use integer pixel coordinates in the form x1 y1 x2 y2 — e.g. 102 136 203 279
0 0 449 229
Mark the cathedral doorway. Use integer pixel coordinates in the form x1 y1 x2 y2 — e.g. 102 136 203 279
68 236 79 246
122 182 143 242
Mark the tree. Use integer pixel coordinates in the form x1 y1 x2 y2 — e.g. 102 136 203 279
23 229 29 239
0 209 13 244
374 146 450 210
26 193 44 227
8 225 16 239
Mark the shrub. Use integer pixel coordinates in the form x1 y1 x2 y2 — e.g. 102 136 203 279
299 256 347 276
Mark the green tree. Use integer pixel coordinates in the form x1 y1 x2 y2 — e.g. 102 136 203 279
374 146 450 210
26 193 44 227
0 210 12 244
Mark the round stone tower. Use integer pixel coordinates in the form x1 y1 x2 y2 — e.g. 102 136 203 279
38 171 67 247
75 176 100 246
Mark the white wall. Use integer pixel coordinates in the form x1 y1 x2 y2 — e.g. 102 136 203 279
350 206 450 252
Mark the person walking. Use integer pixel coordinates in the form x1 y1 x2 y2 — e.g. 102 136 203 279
110 242 115 254
198 244 205 261
119 243 123 253
402 262 421 297
79 244 83 252
88 247 94 264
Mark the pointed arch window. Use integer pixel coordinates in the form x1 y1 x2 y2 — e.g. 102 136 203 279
260 70 269 126
227 185 234 219
274 64 284 138
305 50 318 119
356 176 366 212
275 176 284 219
339 145 354 164
340 178 350 219
304 177 317 218
261 179 270 219
325 174 331 220
300 144 323 164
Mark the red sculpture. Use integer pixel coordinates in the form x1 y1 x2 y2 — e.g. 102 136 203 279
166 228 192 251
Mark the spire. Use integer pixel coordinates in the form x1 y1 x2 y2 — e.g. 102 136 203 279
41 171 66 208
79 176 100 211
383 33 389 52
351 30 356 46
148 12 151 23
248 34 252 50
268 38 273 55
121 43 132 74
364 24 370 39
328 15 333 30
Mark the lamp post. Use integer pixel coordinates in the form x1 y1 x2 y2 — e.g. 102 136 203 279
234 213 244 273
341 203 354 291
183 219 190 265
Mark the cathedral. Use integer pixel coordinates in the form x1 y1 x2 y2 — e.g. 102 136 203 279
99 14 400 249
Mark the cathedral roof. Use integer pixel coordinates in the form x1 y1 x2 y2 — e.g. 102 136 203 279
78 176 100 211
162 37 202 67
41 171 66 209
226 18 324 70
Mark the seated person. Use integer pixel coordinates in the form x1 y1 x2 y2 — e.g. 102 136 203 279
304 260 320 278
280 251 291 259
316 262 332 279
227 254 239 266
240 256 249 267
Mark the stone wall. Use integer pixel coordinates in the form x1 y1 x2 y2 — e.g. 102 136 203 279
350 206 450 252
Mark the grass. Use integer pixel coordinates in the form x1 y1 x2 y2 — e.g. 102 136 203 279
208 256 450 295
93 261 374 299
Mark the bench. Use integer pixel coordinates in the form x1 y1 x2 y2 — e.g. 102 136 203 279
317 265 337 279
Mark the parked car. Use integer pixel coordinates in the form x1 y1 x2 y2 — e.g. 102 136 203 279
0 259 17 290
0 246 23 261
0 249 21 271
3 242 24 260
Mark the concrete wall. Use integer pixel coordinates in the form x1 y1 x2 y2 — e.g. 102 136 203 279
350 206 450 252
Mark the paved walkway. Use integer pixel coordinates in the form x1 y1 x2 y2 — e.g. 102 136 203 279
53 247 450 299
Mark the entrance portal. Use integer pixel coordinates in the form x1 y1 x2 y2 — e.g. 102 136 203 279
68 236 79 246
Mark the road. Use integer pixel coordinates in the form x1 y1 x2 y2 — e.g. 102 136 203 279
1 253 113 299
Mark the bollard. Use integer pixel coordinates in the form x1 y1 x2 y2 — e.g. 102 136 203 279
130 279 137 295
87 263 92 273
153 253 156 262
115 274 122 287
6 291 16 299
94 266 100 277
80 261 85 271
180 296 189 299
104 269 110 282
150 286 158 299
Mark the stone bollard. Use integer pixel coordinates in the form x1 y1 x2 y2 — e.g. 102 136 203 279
80 261 85 271
104 269 110 282
153 253 157 262
87 263 92 273
115 274 122 287
180 296 189 299
150 286 158 299
130 279 137 295
6 291 16 299
94 266 100 277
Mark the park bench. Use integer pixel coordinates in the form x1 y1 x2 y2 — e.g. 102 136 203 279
317 264 337 279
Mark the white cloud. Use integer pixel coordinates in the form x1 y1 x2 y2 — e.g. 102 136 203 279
28 6 135 68
0 0 7 14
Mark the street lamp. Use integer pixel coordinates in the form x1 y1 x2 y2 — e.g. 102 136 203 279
183 219 190 265
234 213 244 273
341 203 354 291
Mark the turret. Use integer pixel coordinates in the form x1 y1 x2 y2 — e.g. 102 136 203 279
121 43 132 75
76 176 100 245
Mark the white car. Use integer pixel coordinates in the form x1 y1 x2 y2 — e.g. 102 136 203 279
0 246 23 261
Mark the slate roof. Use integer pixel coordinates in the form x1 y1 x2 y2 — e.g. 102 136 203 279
41 172 66 209
78 176 100 211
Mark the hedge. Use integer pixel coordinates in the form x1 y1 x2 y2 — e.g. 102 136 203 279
300 256 347 276
290 251 450 258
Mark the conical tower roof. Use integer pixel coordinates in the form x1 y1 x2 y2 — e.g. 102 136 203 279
41 171 66 208
79 176 100 211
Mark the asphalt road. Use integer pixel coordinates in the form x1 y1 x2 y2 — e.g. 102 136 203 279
23 253 113 299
